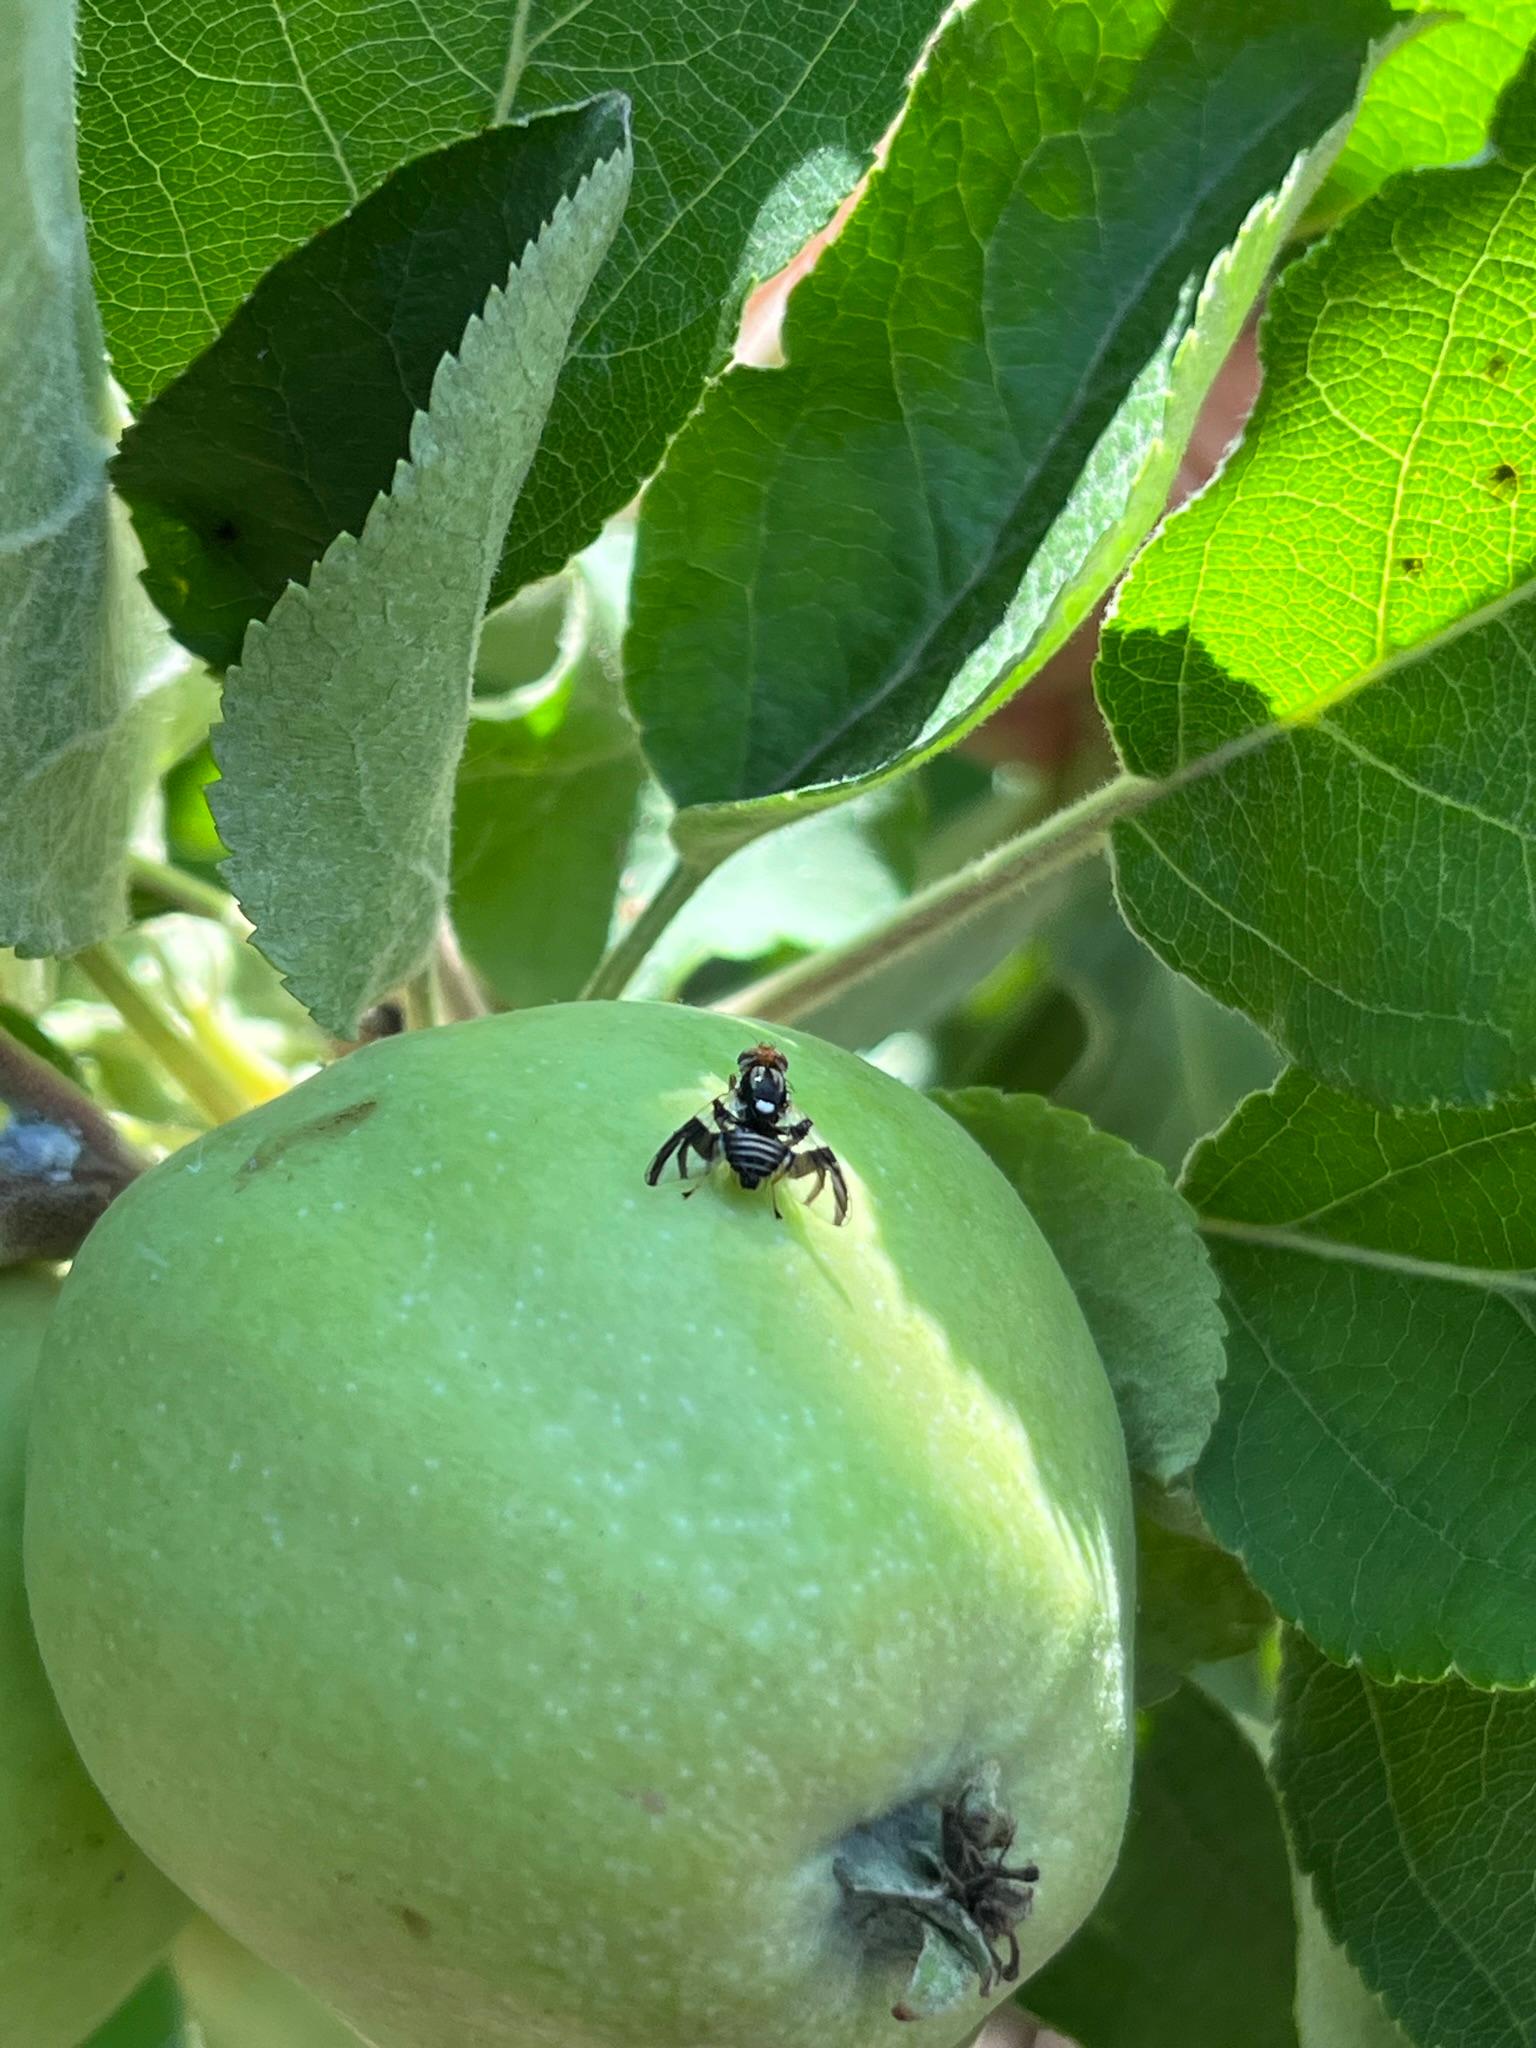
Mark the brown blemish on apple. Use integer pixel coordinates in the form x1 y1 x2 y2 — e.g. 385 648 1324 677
237 1098 379 1183
621 1787 668 1816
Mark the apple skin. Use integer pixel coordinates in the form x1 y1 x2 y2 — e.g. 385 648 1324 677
25 1002 1133 2048
0 1267 189 2045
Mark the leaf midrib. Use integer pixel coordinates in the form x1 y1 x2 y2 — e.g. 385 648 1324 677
759 71 1322 798
1197 1215 1536 1295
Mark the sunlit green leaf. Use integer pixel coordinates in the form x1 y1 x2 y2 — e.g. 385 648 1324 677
114 105 630 671
1187 1070 1536 1686
81 0 941 600
627 0 1397 861
1312 2 1536 223
1027 1685 1298 2048
1277 1633 1536 2048
934 1089 1225 1485
1104 53 1536 1105
0 0 184 956
213 123 632 1033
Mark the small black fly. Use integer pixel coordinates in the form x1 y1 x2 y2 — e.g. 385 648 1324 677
645 1044 849 1224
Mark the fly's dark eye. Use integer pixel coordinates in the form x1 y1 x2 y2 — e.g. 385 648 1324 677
748 1068 784 1114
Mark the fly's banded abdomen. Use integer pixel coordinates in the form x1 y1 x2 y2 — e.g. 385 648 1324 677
722 1128 787 1188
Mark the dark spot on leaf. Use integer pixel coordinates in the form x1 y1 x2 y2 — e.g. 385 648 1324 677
1486 354 1510 381
210 517 240 544
398 1905 432 1939
1398 555 1425 578
83 1831 106 1850
238 1097 379 1182
112 1869 126 1884
1486 462 1519 499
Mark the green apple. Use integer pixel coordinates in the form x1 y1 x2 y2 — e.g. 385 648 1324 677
0 1267 188 2045
25 1002 1133 2048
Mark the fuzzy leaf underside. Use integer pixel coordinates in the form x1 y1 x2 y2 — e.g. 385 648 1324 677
0 0 176 956
1186 1070 1536 1687
1312 1 1536 220
934 1089 1225 1486
1276 1634 1536 2048
213 139 633 1035
1104 53 1536 1106
626 0 1399 860
80 0 942 604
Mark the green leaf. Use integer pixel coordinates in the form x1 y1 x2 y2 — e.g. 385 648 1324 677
114 104 630 672
212 127 633 1034
1186 1069 1536 1687
81 0 942 603
0 0 184 957
625 0 1398 859
1312 3 1536 223
933 1090 1225 1485
1103 53 1536 1105
86 1969 191 2048
451 539 644 1009
1026 1684 1298 2048
1293 1873 1413 2048
772 772 1056 1052
1043 860 1282 1179
629 793 918 1006
1276 1633 1536 2048
1134 1482 1273 1709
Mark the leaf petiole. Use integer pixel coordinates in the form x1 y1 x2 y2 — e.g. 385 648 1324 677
579 854 718 1001
715 773 1149 1026
128 855 239 924
74 943 260 1127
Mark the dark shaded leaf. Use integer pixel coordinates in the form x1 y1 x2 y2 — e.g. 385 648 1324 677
628 0 1397 853
935 1089 1225 1484
114 105 628 670
1027 1685 1298 2048
1277 1634 1536 2048
1188 1071 1536 1685
212 125 633 1032
82 0 943 599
